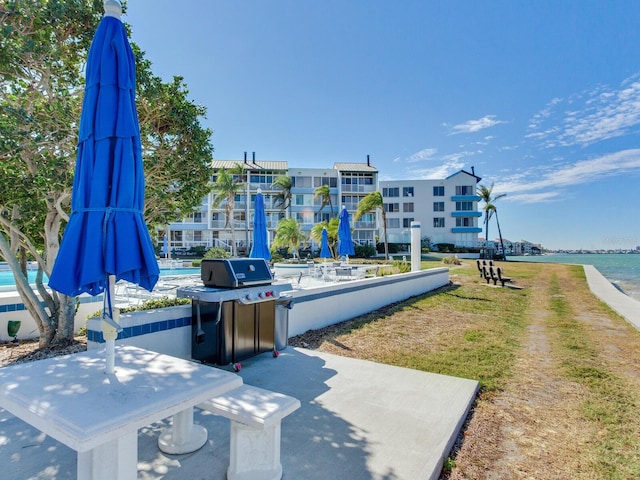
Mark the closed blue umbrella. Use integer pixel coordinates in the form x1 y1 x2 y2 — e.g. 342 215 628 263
249 189 271 260
337 206 355 257
320 228 332 259
49 1 159 342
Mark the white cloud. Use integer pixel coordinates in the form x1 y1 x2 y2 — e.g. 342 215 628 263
495 148 640 201
527 76 640 147
450 115 506 134
506 191 561 204
407 148 437 163
410 151 471 179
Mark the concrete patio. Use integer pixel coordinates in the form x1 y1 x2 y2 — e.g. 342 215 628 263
1 347 478 480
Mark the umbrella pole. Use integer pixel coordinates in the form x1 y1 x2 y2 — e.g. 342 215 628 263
103 275 120 374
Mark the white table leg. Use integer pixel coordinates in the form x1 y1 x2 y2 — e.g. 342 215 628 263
158 406 208 454
77 432 137 480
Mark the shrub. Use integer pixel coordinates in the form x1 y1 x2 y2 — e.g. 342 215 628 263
435 243 455 253
442 255 462 265
203 247 230 259
392 260 412 273
354 244 376 258
88 297 191 318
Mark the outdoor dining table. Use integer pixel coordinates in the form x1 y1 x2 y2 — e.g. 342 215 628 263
0 345 242 480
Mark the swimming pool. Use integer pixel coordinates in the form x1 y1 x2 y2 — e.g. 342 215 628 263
0 268 199 287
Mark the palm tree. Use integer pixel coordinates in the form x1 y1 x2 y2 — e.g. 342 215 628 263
211 168 242 256
272 175 292 217
272 218 306 259
310 218 339 259
494 209 507 260
314 184 334 216
355 191 389 261
228 163 249 251
477 183 506 259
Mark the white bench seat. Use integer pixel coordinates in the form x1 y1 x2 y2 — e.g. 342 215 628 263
198 384 300 480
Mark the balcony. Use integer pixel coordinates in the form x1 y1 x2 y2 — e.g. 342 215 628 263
451 195 481 202
341 184 376 193
451 227 482 233
353 221 375 229
450 211 482 217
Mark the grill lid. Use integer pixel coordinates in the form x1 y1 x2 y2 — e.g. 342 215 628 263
201 258 273 288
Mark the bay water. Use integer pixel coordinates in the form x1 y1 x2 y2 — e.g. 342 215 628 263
509 253 640 302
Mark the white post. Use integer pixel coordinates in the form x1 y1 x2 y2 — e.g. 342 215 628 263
411 221 421 272
103 0 122 19
103 275 121 374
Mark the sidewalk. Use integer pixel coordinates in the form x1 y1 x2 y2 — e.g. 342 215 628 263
583 264 640 330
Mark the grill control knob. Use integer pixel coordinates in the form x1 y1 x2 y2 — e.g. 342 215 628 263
258 292 265 299
245 294 254 302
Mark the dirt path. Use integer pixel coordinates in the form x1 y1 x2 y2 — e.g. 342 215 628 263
447 265 591 478
448 264 640 479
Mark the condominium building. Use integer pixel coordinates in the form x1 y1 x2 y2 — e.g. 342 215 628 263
380 169 483 248
163 158 482 255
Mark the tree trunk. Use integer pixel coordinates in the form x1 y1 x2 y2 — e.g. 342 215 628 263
484 212 491 249
381 209 390 261
0 233 54 346
495 211 507 261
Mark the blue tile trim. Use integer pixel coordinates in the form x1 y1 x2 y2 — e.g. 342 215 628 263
0 294 103 314
89 315 192 344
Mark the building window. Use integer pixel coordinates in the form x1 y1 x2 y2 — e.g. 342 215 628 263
403 202 414 212
295 194 312 206
313 177 337 188
194 231 202 242
403 187 414 197
187 212 203 223
433 202 444 212
387 218 400 228
294 212 313 224
315 212 332 223
433 186 444 196
455 185 474 195
455 201 474 211
250 173 275 186
456 217 473 227
433 217 445 228
384 203 399 213
403 217 414 228
292 176 312 188
383 187 399 197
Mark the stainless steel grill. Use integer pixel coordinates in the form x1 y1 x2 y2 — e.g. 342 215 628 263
177 258 292 369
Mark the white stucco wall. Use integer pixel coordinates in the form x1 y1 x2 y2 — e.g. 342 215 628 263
284 268 449 336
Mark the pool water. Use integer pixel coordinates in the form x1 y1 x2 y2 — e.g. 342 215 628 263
0 268 199 287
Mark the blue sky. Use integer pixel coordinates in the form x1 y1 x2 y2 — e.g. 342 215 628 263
123 1 640 251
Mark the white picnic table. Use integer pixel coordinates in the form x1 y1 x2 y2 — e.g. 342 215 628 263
0 345 242 480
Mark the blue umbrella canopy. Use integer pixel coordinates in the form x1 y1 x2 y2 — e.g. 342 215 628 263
320 228 332 259
249 190 271 260
49 4 159 307
337 207 355 256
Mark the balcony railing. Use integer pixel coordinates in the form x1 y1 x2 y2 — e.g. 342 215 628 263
341 184 376 193
353 221 375 229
